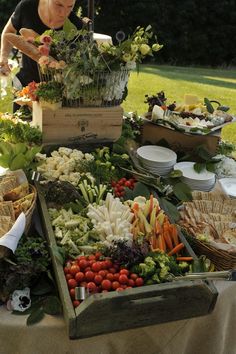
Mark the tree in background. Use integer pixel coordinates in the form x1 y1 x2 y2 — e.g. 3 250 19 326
1 0 236 66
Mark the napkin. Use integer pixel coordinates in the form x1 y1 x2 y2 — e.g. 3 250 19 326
0 212 26 252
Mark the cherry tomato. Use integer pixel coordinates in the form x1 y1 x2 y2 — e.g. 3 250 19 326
101 279 112 291
116 287 124 292
98 270 106 278
67 278 78 288
65 274 73 281
104 259 113 269
88 260 96 266
124 180 132 188
95 252 102 260
88 254 96 261
106 273 114 281
92 262 102 272
85 271 95 282
84 266 91 272
128 279 135 287
111 181 116 187
113 273 120 281
64 266 71 274
100 261 107 270
119 274 129 284
69 288 75 299
70 265 80 275
130 273 138 280
73 300 80 308
109 267 116 274
80 281 87 288
135 277 144 287
87 282 97 293
76 255 87 262
75 272 84 282
112 281 120 290
120 269 129 276
78 259 89 269
94 274 103 285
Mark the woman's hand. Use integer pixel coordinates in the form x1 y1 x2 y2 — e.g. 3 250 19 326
0 60 11 76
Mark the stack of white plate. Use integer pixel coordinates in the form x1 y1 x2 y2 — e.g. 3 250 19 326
219 178 236 198
137 145 177 176
174 162 216 191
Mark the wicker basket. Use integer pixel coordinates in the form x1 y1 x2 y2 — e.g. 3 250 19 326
187 234 236 270
24 184 37 234
38 67 130 107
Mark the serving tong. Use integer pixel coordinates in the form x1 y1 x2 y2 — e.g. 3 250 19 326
174 270 236 282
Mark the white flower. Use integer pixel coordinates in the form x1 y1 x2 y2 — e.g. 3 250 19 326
10 287 31 312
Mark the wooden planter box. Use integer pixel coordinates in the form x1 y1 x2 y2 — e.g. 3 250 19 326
141 120 220 155
36 182 218 339
32 102 123 144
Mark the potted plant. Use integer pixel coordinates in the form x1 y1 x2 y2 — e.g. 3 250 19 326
35 81 63 110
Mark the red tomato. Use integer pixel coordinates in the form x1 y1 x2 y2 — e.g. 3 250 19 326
111 181 116 187
92 262 102 272
87 282 97 293
94 274 103 285
88 260 96 266
73 300 80 308
95 252 102 260
69 288 75 299
116 287 124 292
113 273 120 281
64 266 71 274
80 281 87 288
119 269 129 276
128 279 135 287
104 259 113 269
75 272 84 282
67 278 78 288
65 274 73 281
124 180 132 188
109 267 116 274
84 266 91 272
88 254 96 261
119 274 129 284
106 273 114 281
101 279 112 291
85 271 95 282
70 265 80 275
130 273 138 280
100 261 107 270
76 255 87 262
98 270 106 278
135 277 144 287
120 284 127 289
118 185 124 192
78 259 89 269
112 281 120 290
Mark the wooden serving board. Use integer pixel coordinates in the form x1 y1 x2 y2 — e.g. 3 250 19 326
36 182 218 339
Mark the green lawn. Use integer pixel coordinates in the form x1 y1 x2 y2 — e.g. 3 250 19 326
1 64 236 144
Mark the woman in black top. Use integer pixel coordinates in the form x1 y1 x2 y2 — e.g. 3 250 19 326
0 0 82 90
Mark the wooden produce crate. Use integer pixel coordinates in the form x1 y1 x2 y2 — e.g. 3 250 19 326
141 120 220 155
32 102 123 144
36 183 218 339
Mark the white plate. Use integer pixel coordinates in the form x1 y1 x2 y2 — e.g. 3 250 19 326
174 162 195 170
181 166 215 181
219 178 236 197
137 145 177 165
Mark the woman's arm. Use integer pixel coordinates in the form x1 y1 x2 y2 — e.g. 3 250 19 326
0 17 17 75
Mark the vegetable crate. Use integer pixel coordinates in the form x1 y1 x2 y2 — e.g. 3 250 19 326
141 120 220 155
36 182 218 339
32 102 123 144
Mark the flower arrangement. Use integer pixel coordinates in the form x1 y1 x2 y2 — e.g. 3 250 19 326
32 22 162 106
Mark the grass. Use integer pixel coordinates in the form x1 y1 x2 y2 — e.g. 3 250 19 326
1 64 236 144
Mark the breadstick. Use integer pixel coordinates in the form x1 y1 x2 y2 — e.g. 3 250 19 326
19 28 39 40
5 33 41 62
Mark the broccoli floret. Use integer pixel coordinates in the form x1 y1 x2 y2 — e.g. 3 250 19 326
159 266 170 280
138 256 156 278
178 262 190 272
151 273 160 284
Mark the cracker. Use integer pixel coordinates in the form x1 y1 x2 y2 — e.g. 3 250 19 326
0 201 15 221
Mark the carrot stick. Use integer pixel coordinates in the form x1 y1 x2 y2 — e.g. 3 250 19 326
168 242 185 256
159 233 166 252
155 219 161 235
132 202 139 212
163 230 173 250
176 257 193 261
149 194 154 215
170 224 179 247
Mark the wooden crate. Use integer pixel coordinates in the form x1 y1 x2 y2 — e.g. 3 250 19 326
32 102 123 144
36 183 218 339
141 120 220 155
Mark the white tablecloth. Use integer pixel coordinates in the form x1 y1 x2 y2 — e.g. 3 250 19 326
0 281 235 354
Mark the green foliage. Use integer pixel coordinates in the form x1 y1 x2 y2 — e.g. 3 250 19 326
36 82 63 103
0 116 42 145
0 141 41 172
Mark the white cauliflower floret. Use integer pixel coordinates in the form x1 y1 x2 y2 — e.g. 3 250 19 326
84 153 94 161
58 147 73 156
51 151 60 157
70 150 84 160
35 153 47 161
